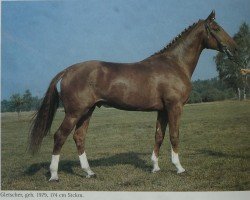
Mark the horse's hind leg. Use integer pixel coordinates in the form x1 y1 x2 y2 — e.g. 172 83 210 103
151 111 168 173
49 114 79 181
73 107 95 178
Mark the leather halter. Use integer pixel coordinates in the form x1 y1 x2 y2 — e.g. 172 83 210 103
205 21 232 57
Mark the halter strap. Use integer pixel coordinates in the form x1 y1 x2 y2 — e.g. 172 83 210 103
205 22 231 56
204 22 227 51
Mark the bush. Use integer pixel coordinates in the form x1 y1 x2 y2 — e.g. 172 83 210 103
188 91 202 103
201 88 225 102
187 77 237 104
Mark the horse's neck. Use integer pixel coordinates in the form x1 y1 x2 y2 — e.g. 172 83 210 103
152 24 205 79
167 26 205 78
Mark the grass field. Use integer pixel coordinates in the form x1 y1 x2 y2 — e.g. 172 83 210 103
1 100 250 191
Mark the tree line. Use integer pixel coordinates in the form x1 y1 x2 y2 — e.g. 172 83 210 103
1 90 41 114
188 78 236 103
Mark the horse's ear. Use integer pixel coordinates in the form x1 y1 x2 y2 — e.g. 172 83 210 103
206 10 216 22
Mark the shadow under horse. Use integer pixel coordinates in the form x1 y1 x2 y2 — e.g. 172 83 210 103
25 152 151 179
28 11 237 181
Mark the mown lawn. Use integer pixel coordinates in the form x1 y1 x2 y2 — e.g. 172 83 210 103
1 100 250 191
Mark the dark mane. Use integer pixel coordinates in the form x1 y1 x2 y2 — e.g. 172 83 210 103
150 21 199 57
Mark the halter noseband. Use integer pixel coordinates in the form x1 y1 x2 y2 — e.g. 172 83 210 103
205 21 233 57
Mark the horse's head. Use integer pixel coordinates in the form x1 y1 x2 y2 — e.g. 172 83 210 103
203 10 238 58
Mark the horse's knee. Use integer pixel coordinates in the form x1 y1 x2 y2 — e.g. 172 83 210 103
170 134 179 149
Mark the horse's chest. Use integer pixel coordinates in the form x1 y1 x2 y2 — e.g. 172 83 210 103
160 79 191 103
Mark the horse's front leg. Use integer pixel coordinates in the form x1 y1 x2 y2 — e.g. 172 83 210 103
151 111 168 173
168 103 185 174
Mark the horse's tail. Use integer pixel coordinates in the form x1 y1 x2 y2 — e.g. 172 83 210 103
28 70 65 155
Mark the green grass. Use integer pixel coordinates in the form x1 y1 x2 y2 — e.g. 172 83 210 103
1 100 250 191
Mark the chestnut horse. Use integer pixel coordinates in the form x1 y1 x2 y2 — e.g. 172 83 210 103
28 11 237 181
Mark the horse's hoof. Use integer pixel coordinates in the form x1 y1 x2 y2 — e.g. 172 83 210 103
49 177 59 182
152 167 160 173
86 174 97 178
177 168 185 174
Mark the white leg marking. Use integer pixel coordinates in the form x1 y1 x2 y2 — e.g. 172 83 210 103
171 148 185 174
151 151 160 173
49 155 60 181
79 152 95 178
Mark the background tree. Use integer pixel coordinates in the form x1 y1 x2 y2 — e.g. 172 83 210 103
1 100 13 112
10 93 24 118
22 89 33 111
214 22 250 100
1 91 43 113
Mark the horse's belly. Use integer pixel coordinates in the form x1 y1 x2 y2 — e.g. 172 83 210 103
101 89 164 111
101 100 163 111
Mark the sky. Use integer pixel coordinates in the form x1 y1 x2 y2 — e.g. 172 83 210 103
2 0 250 100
